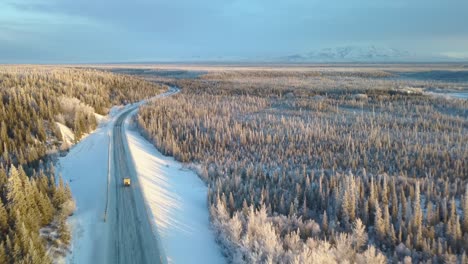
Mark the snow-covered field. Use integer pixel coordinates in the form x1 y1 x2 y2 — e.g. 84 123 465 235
449 92 468 99
124 114 225 264
59 92 224 263
426 91 468 100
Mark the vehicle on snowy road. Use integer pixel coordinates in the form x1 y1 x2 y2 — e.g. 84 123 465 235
123 178 131 186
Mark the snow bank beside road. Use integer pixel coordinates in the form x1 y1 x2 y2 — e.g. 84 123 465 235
59 104 133 264
124 118 225 264
59 120 111 264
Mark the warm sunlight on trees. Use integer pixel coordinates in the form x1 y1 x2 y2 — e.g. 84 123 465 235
138 69 467 262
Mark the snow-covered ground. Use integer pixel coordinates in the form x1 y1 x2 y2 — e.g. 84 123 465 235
55 122 75 146
426 91 468 100
58 106 125 264
449 92 468 99
123 114 225 264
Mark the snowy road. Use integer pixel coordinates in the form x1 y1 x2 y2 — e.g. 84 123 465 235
107 107 162 264
63 86 223 264
107 88 179 264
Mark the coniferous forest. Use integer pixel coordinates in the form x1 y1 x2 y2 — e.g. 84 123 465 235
136 68 468 263
0 66 165 263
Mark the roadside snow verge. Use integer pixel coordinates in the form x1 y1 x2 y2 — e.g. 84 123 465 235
59 103 135 264
124 117 225 264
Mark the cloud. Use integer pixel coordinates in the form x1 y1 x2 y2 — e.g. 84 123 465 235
0 0 467 62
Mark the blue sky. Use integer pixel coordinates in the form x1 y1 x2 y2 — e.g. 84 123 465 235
1 0 467 63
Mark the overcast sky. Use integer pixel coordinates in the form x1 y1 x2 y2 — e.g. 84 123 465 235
1 0 467 63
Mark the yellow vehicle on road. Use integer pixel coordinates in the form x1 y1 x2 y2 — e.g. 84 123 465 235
123 178 131 186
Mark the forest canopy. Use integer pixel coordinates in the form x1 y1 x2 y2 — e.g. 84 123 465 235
137 68 468 263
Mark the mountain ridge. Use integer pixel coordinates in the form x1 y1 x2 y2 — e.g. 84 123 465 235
280 45 463 63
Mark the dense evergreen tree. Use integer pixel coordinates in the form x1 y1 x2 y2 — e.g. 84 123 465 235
0 66 165 168
136 69 468 262
0 165 67 263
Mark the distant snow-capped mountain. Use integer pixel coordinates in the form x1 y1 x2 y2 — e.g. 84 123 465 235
282 46 416 62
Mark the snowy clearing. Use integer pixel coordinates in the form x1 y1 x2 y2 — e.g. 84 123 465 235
124 114 225 264
94 113 107 123
55 122 75 146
